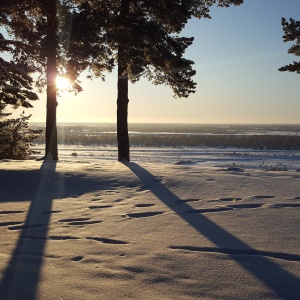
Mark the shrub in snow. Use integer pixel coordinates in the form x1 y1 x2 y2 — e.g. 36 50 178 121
0 112 41 160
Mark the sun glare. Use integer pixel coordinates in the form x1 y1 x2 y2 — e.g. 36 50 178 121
56 76 71 91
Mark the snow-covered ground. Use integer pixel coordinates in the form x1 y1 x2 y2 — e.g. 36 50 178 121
32 145 300 171
1 147 300 299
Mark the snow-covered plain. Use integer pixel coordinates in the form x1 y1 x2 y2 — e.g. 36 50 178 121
0 146 300 299
32 144 300 171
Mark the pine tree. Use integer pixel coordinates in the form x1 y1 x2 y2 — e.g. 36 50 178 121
0 34 41 159
0 112 42 160
73 0 243 161
44 0 59 160
1 1 58 159
279 18 300 74
114 0 198 161
1 0 90 160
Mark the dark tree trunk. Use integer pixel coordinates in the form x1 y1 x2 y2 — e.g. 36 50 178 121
117 0 130 162
117 47 130 162
45 0 58 160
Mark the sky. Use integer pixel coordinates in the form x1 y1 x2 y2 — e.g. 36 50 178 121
9 0 300 124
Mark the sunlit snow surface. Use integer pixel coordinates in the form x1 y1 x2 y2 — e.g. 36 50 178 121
31 145 300 171
30 123 300 170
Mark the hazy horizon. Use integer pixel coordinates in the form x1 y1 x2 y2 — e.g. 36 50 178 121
29 121 300 126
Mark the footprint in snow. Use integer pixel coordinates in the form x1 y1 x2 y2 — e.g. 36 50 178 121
134 203 155 208
0 210 25 215
219 197 242 202
58 218 102 226
86 237 128 244
89 205 113 209
126 211 164 218
0 221 23 227
252 195 275 199
41 210 62 214
272 203 300 208
8 223 47 230
185 203 262 214
72 256 84 262
175 198 200 203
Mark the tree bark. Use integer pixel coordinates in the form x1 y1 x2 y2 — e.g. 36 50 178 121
45 0 58 160
117 0 130 162
117 52 130 162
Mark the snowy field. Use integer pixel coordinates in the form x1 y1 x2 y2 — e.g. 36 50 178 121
30 123 300 170
32 144 300 171
1 146 300 299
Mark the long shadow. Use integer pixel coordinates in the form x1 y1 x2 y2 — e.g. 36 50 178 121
125 162 300 300
0 161 112 300
0 161 58 300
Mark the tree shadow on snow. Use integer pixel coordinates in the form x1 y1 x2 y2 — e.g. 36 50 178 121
125 162 300 300
0 161 109 300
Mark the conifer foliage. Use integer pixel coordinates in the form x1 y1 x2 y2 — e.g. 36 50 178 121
1 0 244 161
73 0 243 162
0 112 41 160
279 18 300 74
1 0 87 160
0 35 41 159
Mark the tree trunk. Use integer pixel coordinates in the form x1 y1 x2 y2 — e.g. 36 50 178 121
45 0 58 160
117 0 130 162
117 53 130 162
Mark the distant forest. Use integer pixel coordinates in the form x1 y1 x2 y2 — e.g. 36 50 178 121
31 124 300 150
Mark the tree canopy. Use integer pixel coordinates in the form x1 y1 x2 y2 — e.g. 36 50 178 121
0 32 41 159
279 18 300 74
1 0 244 161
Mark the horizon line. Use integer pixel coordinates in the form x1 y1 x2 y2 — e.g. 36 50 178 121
28 121 300 126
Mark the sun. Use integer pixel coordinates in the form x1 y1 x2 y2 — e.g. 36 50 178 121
56 76 71 91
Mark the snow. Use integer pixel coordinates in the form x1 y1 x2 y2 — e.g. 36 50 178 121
0 148 300 299
31 145 300 171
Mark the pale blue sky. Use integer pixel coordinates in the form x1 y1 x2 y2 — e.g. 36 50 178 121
19 0 300 123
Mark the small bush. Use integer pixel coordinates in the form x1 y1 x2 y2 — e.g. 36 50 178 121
0 112 42 160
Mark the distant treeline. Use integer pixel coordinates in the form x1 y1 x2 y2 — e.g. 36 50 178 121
33 132 300 150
